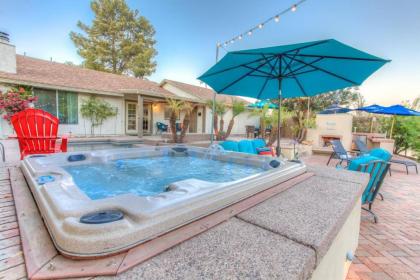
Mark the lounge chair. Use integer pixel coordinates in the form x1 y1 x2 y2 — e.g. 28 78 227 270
354 139 369 154
389 158 418 175
327 140 356 166
355 140 417 175
11 109 68 159
348 156 390 223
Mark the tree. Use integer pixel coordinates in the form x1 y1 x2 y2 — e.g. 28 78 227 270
80 96 117 136
70 0 157 77
165 99 195 143
282 87 362 114
225 99 245 139
206 99 228 140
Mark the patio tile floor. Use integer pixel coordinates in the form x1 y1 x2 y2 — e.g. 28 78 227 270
0 146 418 279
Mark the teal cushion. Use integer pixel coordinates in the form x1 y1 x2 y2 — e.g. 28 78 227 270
220 141 239 152
369 148 391 162
252 139 266 153
238 140 257 154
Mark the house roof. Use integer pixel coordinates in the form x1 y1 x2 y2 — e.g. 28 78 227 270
161 79 249 105
0 55 176 98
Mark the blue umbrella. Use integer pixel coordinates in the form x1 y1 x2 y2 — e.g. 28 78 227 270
319 104 352 114
198 39 390 155
248 100 279 109
356 104 387 113
358 104 420 137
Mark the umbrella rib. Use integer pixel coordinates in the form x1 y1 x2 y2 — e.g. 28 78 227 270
243 65 276 77
263 54 279 76
281 56 308 97
293 54 389 62
256 56 280 99
216 56 278 93
284 54 358 85
282 57 324 77
199 55 277 79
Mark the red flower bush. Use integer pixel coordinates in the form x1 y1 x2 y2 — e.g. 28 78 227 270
0 87 38 122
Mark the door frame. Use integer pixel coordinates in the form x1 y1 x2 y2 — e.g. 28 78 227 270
143 103 153 136
125 101 138 135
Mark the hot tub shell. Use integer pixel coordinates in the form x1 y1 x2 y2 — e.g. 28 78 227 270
21 145 306 258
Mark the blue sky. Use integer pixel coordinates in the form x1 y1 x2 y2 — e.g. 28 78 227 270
1 0 419 105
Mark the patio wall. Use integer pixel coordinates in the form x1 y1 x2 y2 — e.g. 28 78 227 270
0 86 126 138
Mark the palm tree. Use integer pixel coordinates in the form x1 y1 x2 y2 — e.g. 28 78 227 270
179 102 195 143
249 103 271 137
166 98 184 143
216 102 227 139
225 99 245 139
206 99 227 140
266 108 295 146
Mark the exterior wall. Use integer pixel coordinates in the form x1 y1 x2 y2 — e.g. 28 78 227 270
161 84 198 100
203 108 259 135
0 41 16 74
61 93 124 137
0 83 125 138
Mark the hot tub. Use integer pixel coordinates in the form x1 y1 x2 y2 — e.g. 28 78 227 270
21 145 306 258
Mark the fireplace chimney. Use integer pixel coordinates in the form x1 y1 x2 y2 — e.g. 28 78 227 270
0 31 17 74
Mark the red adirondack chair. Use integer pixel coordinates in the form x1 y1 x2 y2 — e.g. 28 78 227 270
10 109 68 159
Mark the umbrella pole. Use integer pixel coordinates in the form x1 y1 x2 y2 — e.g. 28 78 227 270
390 116 395 138
277 78 282 157
210 44 220 144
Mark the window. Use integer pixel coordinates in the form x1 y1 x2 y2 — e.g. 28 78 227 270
34 88 78 124
164 105 180 120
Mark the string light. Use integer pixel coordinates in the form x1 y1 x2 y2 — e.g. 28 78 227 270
217 0 307 48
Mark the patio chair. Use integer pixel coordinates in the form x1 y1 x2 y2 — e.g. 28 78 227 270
245 125 255 138
156 122 168 134
354 139 370 155
348 156 390 223
327 140 355 166
11 109 68 160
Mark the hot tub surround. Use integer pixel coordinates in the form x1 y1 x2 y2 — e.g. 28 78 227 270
21 145 306 257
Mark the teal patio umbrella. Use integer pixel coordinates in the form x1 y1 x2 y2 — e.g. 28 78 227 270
198 39 390 155
248 100 279 109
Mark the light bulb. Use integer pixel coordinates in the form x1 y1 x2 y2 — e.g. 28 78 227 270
224 42 228 47
230 39 235 44
258 23 264 29
248 30 252 36
238 35 243 40
274 15 280 22
291 4 297 12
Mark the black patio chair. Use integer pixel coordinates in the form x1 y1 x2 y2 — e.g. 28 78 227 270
326 140 356 166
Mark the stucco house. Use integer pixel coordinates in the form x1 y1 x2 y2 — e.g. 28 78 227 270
0 34 258 139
